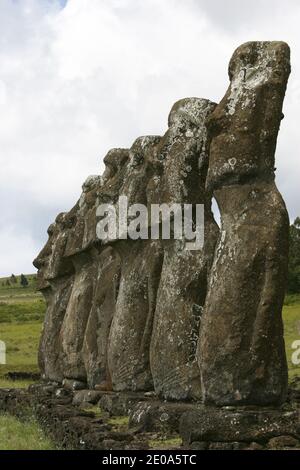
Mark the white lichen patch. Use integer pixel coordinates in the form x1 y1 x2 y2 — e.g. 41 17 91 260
227 44 276 116
82 175 101 192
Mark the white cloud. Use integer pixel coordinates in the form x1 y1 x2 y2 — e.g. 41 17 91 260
0 0 299 276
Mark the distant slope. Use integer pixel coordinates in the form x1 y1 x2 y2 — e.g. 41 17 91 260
0 274 45 323
0 273 45 387
0 274 38 297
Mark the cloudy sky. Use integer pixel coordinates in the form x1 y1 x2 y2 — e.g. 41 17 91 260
0 0 299 276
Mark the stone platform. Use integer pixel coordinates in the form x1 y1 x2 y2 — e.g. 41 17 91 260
0 380 300 450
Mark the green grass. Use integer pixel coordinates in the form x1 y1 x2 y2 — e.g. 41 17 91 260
83 405 102 417
149 436 182 449
0 299 45 323
0 273 45 324
284 294 300 306
108 416 129 427
0 275 52 449
0 273 44 388
0 323 42 367
0 378 36 388
0 322 42 388
283 301 300 379
0 274 37 296
0 413 56 450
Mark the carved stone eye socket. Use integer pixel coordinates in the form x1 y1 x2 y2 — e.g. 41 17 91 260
65 216 76 228
98 194 113 204
131 153 143 167
102 165 116 180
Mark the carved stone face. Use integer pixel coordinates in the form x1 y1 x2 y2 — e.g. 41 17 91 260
147 98 216 206
33 212 74 287
228 41 290 83
33 223 56 289
118 136 161 207
65 176 101 256
97 148 130 205
206 41 290 191
98 137 159 243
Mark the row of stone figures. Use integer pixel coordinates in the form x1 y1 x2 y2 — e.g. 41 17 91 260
34 41 291 406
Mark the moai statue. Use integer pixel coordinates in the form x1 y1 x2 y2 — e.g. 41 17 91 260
82 149 129 389
81 149 129 252
198 42 291 406
59 176 102 382
33 212 75 382
35 148 129 386
149 98 219 400
107 136 164 392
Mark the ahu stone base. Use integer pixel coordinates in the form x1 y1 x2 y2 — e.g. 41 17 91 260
0 381 300 450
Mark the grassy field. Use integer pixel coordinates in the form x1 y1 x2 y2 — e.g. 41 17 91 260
0 274 45 388
0 414 56 450
283 294 300 379
0 275 55 450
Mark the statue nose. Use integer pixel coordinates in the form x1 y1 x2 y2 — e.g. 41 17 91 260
33 257 44 269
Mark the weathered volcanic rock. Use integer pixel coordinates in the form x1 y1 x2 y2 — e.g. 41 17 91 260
197 41 291 406
179 406 300 445
72 389 103 405
129 400 197 432
33 213 75 382
34 211 75 286
149 98 219 400
82 246 121 389
107 136 164 392
61 150 129 384
60 251 97 381
34 42 291 412
37 276 74 382
81 149 130 389
36 148 130 385
55 178 99 381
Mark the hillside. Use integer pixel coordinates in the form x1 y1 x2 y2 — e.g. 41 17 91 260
0 274 45 387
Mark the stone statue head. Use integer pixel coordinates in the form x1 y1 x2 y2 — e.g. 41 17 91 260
206 41 290 191
149 98 216 205
33 212 74 288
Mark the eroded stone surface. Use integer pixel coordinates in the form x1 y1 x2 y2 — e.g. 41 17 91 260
107 136 164 392
149 98 219 400
197 41 291 406
1 385 299 450
179 406 300 445
35 96 218 397
33 214 75 382
82 246 121 389
34 41 291 412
